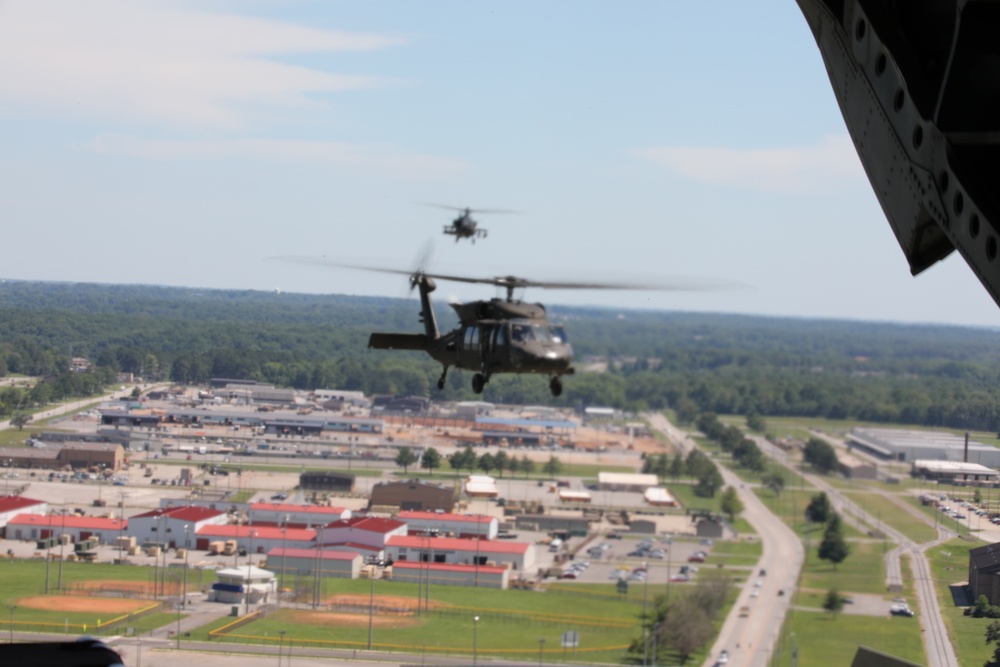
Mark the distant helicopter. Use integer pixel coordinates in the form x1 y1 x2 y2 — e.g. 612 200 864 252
424 204 517 243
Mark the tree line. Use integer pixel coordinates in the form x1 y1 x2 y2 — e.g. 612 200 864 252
4 281 1000 431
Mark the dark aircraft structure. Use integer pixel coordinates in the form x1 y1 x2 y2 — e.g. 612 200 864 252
367 269 671 397
425 204 516 243
796 0 1000 309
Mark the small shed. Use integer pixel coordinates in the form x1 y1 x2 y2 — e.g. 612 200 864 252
209 565 277 605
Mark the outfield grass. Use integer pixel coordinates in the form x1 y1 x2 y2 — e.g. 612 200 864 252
0 560 183 635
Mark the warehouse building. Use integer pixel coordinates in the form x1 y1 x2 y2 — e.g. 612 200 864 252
385 535 534 572
911 460 1000 485
319 517 407 553
969 542 1000 605
397 511 498 539
0 496 48 534
849 428 1000 467
597 472 659 493
127 506 229 548
369 480 456 512
194 524 316 553
248 502 352 528
265 547 362 580
391 561 509 589
6 514 125 544
299 471 356 493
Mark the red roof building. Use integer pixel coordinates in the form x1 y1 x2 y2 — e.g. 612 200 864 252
0 496 48 533
318 516 408 551
195 524 316 553
386 534 534 572
127 505 229 548
391 560 510 589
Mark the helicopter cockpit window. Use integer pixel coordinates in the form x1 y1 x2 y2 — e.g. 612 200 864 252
464 326 479 349
511 324 533 342
549 326 569 344
495 325 508 348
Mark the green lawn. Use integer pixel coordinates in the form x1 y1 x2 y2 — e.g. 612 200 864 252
772 608 924 666
842 491 937 544
799 539 888 595
925 538 993 667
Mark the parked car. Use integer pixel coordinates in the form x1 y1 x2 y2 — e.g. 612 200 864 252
270 493 288 501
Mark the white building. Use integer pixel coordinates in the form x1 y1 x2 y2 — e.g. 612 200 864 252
127 506 229 548
464 475 498 498
266 547 362 579
209 565 277 605
597 472 658 492
0 496 48 534
194 524 316 553
385 535 534 573
319 517 408 554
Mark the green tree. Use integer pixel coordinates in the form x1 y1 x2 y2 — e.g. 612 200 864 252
762 471 786 497
10 412 32 431
420 447 441 475
818 512 851 569
542 455 562 478
803 437 838 474
975 488 984 506
493 450 509 478
720 486 744 522
394 446 418 474
985 620 1000 667
668 453 684 480
694 466 723 498
823 589 845 618
519 455 536 479
477 452 497 475
805 492 832 524
746 410 767 433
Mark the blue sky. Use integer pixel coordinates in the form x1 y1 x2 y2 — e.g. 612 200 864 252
2 0 999 327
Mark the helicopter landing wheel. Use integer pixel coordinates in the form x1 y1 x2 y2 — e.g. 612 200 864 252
437 366 448 390
549 377 563 397
472 373 486 394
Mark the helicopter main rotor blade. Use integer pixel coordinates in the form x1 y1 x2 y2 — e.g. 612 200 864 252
270 256 742 295
418 202 521 215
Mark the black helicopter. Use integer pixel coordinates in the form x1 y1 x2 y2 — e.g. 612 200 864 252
364 267 671 397
425 204 516 243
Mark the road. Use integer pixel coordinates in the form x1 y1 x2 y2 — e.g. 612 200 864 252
645 413 804 667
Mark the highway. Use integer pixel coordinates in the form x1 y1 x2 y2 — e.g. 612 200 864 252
645 413 804 667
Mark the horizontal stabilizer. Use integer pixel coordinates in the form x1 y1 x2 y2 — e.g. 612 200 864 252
368 333 429 351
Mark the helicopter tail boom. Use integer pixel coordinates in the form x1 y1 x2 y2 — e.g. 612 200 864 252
368 333 429 351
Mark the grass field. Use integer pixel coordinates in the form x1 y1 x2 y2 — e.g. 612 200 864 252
201 576 737 665
841 491 938 544
925 537 993 667
0 559 187 635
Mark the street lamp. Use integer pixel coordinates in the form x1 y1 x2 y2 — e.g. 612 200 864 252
473 616 480 667
8 605 15 643
245 529 257 616
278 629 286 667
367 561 379 650
57 510 67 590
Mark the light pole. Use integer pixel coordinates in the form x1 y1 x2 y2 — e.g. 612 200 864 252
245 529 257 616
279 514 289 607
8 605 15 643
367 562 378 650
278 629 286 667
117 491 128 564
57 510 66 590
538 637 545 666
473 616 480 667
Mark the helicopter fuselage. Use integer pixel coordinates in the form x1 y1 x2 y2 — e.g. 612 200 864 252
367 278 574 396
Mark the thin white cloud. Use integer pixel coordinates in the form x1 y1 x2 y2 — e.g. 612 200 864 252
631 135 866 193
0 0 403 127
88 133 469 179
